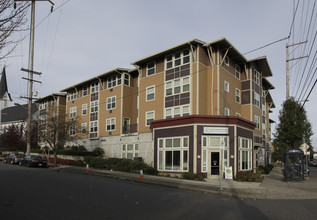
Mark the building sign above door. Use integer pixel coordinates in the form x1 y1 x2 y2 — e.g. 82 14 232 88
203 126 229 135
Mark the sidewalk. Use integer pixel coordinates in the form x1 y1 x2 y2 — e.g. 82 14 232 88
53 165 317 200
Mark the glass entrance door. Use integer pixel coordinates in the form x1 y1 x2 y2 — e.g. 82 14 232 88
211 152 220 175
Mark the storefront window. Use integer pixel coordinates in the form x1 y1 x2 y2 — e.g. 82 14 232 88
238 137 252 171
158 137 189 171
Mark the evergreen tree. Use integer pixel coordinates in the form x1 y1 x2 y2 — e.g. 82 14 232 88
272 97 313 162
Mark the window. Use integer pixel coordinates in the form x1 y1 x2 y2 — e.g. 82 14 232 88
70 107 76 118
182 77 190 92
235 88 241 103
224 56 229 66
165 77 190 96
67 91 77 102
81 123 87 134
253 68 260 85
166 49 190 69
239 137 252 171
165 105 190 118
146 111 155 127
122 144 139 159
146 86 155 101
106 118 116 131
254 92 260 107
91 82 99 93
107 75 121 89
254 115 260 130
107 96 116 110
235 65 241 79
224 108 230 116
90 101 98 113
224 81 229 92
157 137 189 171
147 61 155 76
124 73 130 86
69 125 76 136
90 121 98 138
82 104 87 115
83 87 88 96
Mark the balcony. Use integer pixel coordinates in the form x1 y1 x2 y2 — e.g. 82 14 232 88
122 124 138 134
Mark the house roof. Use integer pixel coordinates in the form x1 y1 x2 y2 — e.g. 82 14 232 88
0 67 12 101
204 37 247 63
262 78 275 90
131 39 206 66
1 103 38 123
60 68 130 92
247 56 273 77
36 93 66 103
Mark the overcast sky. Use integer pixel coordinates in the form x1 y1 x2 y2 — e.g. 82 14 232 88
1 0 316 149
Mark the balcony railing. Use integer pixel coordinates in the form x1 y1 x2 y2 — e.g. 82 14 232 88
122 124 138 134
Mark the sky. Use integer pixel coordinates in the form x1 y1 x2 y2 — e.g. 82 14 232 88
1 0 316 149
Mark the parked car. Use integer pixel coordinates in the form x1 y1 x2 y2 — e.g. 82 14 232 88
19 155 48 168
3 153 25 164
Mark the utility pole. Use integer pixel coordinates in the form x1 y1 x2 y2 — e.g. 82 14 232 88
15 0 54 155
286 41 308 99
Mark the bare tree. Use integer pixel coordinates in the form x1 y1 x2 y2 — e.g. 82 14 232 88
0 0 30 60
38 105 79 167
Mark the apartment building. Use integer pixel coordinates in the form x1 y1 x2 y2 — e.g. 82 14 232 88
36 93 66 148
59 38 275 178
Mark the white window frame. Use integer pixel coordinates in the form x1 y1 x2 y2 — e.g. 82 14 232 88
254 92 260 107
123 73 130 86
81 123 87 134
147 61 155 76
107 75 121 89
146 86 155 102
90 121 98 137
238 137 252 171
165 76 190 97
165 105 190 119
235 88 241 104
70 107 77 118
91 82 99 94
146 111 155 127
157 136 189 172
106 118 116 131
235 65 241 79
254 115 260 130
224 108 230 116
69 125 76 136
165 49 190 70
122 143 139 159
253 68 260 85
82 104 87 116
106 96 116 110
224 81 229 92
83 86 88 96
90 100 98 113
67 91 77 102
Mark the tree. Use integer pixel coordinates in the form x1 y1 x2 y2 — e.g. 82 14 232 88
272 97 313 162
0 122 38 151
0 0 30 60
38 105 79 167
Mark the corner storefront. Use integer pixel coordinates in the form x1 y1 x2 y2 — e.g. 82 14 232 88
152 115 256 179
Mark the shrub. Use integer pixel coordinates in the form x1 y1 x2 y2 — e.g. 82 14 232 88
144 166 158 175
236 171 263 182
182 172 204 181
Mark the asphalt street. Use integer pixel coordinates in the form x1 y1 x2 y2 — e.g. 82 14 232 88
1 163 317 220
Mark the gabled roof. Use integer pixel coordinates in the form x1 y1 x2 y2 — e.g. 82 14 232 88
262 78 275 90
131 39 206 66
36 93 66 103
204 37 247 63
0 67 12 101
61 68 130 92
247 56 273 77
1 103 38 123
